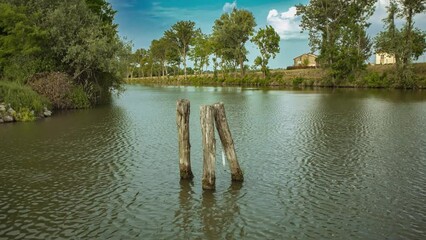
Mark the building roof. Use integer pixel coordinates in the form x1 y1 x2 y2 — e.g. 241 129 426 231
293 53 317 60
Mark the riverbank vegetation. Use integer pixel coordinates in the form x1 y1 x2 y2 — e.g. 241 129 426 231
127 0 425 89
0 0 129 122
128 63 426 89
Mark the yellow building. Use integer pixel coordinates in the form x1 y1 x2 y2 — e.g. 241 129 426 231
375 53 396 65
293 53 318 67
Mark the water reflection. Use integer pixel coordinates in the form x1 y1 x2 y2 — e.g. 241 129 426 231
176 180 195 238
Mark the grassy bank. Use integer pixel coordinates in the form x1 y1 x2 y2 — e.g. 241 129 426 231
0 81 50 122
0 73 93 123
127 63 426 89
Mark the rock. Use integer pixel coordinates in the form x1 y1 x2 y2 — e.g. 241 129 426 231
3 115 14 122
0 104 5 112
0 118 3 123
7 108 16 116
43 109 52 117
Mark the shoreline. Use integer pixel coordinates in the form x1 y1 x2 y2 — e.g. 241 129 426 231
126 63 426 90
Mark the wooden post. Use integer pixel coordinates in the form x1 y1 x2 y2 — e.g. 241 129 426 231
200 105 216 190
213 102 244 181
177 99 193 180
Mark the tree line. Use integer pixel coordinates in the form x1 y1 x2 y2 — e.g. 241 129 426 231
297 0 425 85
128 8 281 80
131 1 425 86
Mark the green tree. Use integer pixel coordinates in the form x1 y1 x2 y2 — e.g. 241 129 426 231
190 32 212 75
0 0 129 104
375 0 425 86
297 0 375 82
0 3 48 82
398 0 425 66
85 0 117 27
46 0 129 100
150 38 168 77
212 9 256 77
375 1 401 67
164 21 197 79
134 48 148 78
251 25 280 78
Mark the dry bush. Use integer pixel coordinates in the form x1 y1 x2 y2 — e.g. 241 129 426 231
28 72 73 109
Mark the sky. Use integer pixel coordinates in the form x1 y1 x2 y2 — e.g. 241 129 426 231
108 0 426 69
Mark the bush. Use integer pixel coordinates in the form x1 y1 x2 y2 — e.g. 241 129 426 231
0 81 49 114
292 77 304 86
287 66 318 70
28 72 73 109
361 71 390 88
28 72 91 109
14 107 36 122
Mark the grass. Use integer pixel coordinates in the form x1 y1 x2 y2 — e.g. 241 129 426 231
0 81 50 117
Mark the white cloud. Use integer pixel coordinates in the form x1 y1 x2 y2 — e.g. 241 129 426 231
223 1 237 13
267 7 306 40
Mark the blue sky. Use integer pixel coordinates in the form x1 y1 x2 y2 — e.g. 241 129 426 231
109 0 426 68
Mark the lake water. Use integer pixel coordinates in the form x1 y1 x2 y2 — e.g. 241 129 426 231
1 85 426 239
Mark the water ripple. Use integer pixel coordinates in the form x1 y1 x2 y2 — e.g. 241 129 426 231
1 86 426 239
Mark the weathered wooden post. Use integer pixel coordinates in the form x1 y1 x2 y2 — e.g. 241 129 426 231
213 102 244 181
200 105 216 190
177 99 193 180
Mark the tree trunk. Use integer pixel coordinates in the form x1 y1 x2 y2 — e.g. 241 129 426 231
176 99 193 180
150 64 153 78
183 47 187 79
213 103 244 181
200 105 216 190
239 57 245 78
221 60 225 80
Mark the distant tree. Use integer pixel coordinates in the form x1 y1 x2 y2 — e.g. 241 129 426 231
251 25 280 78
190 31 212 75
135 48 148 78
150 38 169 77
375 0 426 85
297 0 375 82
164 21 197 79
212 9 256 77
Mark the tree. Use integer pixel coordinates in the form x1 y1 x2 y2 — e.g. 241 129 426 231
0 2 48 82
398 0 425 66
189 32 212 75
0 0 129 104
375 0 426 85
251 25 280 78
212 9 256 77
85 0 117 27
164 21 197 79
297 0 376 82
150 38 168 78
134 48 148 78
46 0 129 99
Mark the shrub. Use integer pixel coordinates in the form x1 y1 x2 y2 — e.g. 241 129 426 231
14 107 36 122
28 72 73 109
286 66 317 70
28 72 91 109
361 71 390 88
292 77 304 86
